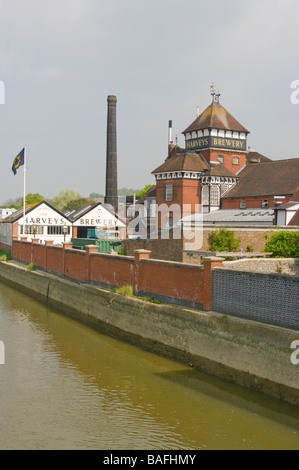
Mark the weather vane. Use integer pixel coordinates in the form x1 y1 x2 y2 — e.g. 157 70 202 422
210 82 220 103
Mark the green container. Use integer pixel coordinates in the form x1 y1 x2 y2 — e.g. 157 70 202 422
71 238 121 253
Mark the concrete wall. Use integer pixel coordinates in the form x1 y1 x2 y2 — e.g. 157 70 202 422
0 260 298 406
212 268 299 330
222 258 299 276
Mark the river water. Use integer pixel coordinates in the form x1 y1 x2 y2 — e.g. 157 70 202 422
0 281 298 450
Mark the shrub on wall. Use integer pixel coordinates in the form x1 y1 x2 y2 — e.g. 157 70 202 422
209 228 241 252
264 230 299 258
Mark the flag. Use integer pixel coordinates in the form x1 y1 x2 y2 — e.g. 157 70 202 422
12 148 25 175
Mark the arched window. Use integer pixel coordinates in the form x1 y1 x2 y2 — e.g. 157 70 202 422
210 185 220 206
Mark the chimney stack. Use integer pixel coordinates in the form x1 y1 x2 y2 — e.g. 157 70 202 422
168 120 174 155
105 94 118 213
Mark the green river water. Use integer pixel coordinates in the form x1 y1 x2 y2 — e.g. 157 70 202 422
0 281 298 450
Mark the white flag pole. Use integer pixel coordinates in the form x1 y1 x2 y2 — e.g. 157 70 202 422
23 145 26 236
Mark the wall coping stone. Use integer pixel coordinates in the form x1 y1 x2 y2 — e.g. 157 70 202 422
214 266 299 281
140 258 205 269
89 252 134 261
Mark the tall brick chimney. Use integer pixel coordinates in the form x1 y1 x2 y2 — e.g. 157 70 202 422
105 94 118 213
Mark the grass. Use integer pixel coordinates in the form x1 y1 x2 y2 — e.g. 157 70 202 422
114 285 161 304
27 262 36 271
114 285 134 297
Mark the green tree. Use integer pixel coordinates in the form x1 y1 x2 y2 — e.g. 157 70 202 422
62 197 94 212
89 192 104 199
21 193 44 206
136 184 152 197
264 230 299 258
51 189 82 212
209 228 241 252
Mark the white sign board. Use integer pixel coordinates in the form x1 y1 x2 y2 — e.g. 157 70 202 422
73 205 125 228
18 203 71 226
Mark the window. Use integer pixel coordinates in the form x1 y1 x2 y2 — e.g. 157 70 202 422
202 186 209 205
20 225 44 235
165 183 173 202
210 186 220 206
218 154 224 163
233 156 239 165
47 226 70 235
240 200 246 209
262 200 268 208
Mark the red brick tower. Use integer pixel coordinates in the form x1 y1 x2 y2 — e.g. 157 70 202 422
182 87 250 174
152 88 248 229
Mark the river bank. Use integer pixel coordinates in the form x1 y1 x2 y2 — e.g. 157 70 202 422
0 259 298 406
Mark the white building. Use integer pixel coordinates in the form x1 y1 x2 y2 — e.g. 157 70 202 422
0 201 72 249
0 208 17 219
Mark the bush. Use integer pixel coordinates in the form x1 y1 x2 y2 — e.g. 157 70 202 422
27 263 36 271
209 228 241 252
0 250 12 262
264 230 299 258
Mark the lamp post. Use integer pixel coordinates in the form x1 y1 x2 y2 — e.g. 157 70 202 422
62 225 68 242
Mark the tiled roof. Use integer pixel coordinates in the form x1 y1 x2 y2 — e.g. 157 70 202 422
246 151 272 163
182 102 249 135
152 152 210 174
288 208 299 226
0 202 41 223
223 158 299 199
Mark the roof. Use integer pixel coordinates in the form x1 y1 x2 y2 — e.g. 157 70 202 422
64 203 99 221
246 151 272 163
288 208 299 226
152 151 210 174
137 185 156 203
182 102 250 135
0 201 69 223
223 158 299 199
208 163 237 177
152 148 237 178
290 187 299 202
180 209 274 225
66 201 126 226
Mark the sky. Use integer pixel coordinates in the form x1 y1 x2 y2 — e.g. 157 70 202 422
0 0 299 204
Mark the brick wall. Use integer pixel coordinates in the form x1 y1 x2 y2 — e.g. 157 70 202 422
10 239 220 310
123 236 184 262
212 268 299 330
222 195 293 209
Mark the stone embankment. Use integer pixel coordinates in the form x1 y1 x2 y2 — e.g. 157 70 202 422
0 259 298 406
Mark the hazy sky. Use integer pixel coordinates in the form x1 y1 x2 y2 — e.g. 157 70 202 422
0 0 299 204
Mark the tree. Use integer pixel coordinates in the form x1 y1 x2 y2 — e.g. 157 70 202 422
264 230 299 258
136 184 152 197
62 197 94 212
118 187 140 196
21 193 44 206
89 192 104 199
209 228 241 252
51 189 83 212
